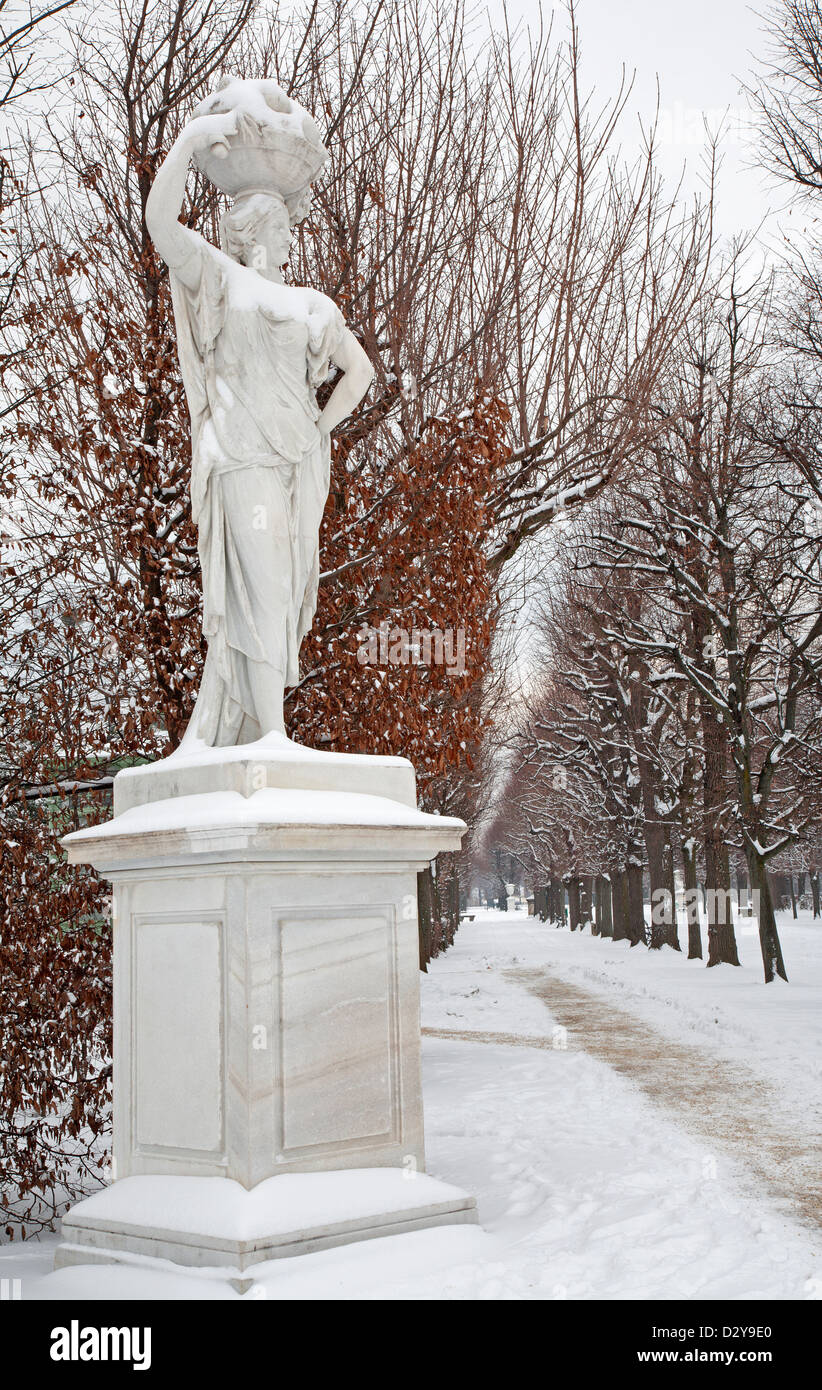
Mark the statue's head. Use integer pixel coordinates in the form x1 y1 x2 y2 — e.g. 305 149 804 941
195 76 326 277
220 190 294 275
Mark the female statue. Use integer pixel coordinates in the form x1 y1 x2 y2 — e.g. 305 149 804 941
145 78 373 748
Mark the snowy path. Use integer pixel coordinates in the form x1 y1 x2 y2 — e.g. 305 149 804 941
425 964 822 1230
511 967 822 1230
6 908 822 1299
424 908 822 1229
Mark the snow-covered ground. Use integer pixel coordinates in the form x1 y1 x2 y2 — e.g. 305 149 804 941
5 908 821 1300
481 906 822 1140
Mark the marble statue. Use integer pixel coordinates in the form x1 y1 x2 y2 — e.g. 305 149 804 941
146 77 373 747
55 87 474 1282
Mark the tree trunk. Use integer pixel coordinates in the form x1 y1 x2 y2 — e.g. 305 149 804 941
663 832 680 949
649 832 680 949
682 841 702 960
643 819 669 948
431 865 442 950
706 888 740 966
701 696 740 966
567 877 581 931
736 864 747 910
551 879 564 925
789 873 798 920
626 863 645 945
746 849 788 983
611 868 628 941
580 875 593 931
595 875 613 937
704 828 739 966
447 873 459 946
811 869 820 920
417 867 433 971
680 690 702 958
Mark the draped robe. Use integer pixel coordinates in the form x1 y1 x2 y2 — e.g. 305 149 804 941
169 231 345 746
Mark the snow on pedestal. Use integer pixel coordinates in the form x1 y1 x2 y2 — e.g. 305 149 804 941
55 736 475 1274
56 1170 477 1282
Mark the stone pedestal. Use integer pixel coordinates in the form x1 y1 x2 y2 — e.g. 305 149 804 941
55 735 474 1273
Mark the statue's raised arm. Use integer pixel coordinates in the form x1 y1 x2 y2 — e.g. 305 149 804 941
146 78 373 748
146 108 240 283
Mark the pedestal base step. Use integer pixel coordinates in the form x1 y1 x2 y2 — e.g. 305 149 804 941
55 1170 478 1276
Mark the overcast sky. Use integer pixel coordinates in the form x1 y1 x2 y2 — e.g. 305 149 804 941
500 0 793 252
4 0 800 255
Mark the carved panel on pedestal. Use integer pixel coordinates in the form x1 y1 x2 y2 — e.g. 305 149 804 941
131 914 225 1159
272 906 400 1159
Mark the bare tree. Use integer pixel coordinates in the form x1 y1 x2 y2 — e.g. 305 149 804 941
596 278 822 982
0 0 77 108
748 0 822 195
